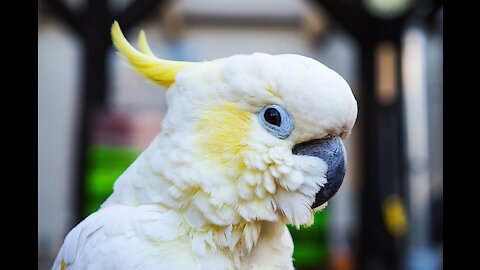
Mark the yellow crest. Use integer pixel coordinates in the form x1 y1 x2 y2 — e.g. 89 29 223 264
111 21 194 89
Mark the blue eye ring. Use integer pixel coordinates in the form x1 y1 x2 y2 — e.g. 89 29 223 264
258 104 294 139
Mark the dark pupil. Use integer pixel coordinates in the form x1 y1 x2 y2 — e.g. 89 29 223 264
264 108 282 126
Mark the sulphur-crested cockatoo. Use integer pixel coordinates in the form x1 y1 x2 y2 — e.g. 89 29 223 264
52 21 357 270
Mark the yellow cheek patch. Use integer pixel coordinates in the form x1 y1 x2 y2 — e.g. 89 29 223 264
197 103 252 169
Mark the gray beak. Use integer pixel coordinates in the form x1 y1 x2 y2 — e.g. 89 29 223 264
292 136 346 208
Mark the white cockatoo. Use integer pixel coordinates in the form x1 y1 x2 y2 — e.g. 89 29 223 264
52 21 357 270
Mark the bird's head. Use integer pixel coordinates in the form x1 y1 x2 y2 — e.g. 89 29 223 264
111 22 357 229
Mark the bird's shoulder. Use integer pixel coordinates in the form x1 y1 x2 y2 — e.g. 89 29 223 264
52 204 195 270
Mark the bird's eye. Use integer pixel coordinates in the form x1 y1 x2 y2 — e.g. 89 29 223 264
264 108 282 126
259 105 294 139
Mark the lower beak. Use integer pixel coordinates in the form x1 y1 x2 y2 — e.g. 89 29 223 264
292 136 346 208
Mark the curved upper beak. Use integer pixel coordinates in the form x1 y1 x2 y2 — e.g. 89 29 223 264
292 136 346 209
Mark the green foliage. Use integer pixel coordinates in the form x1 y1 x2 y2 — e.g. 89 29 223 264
288 210 329 267
84 145 141 217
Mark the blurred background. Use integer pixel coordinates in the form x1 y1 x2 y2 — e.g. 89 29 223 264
38 0 443 269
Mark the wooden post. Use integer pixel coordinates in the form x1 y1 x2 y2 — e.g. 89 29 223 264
43 0 164 224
